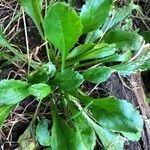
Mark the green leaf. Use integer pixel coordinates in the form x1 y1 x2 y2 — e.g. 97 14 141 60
140 31 150 43
0 105 15 127
80 0 112 33
19 0 44 38
81 43 116 60
0 30 11 48
103 30 143 51
71 108 96 150
113 61 141 76
102 5 133 31
90 120 126 150
0 79 29 104
83 66 112 84
28 62 56 84
100 50 132 63
51 109 88 150
85 29 103 43
28 83 51 100
44 2 82 59
88 97 143 141
36 119 51 146
77 104 126 150
69 43 117 64
53 69 84 92
141 59 150 71
67 43 95 60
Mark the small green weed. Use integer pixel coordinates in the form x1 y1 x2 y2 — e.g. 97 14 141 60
0 0 150 149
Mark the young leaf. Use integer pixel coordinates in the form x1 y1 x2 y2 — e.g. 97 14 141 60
53 69 84 93
51 109 88 150
19 0 44 38
0 79 29 104
44 2 82 59
103 30 143 51
28 62 56 84
88 97 143 141
0 105 15 127
102 5 133 32
83 66 112 84
28 83 51 100
80 0 112 33
36 119 51 146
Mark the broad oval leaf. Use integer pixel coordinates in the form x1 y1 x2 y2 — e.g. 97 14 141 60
103 30 143 52
52 69 84 93
36 119 51 146
28 83 52 100
78 104 126 150
83 66 112 83
19 0 44 37
80 0 112 33
0 105 15 127
0 79 29 104
89 97 143 141
44 2 82 58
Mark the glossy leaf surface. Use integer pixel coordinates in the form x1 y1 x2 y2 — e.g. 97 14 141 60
51 110 89 150
83 66 112 83
28 83 51 100
79 96 143 141
53 69 84 92
36 119 51 146
0 80 29 104
44 2 82 58
104 30 143 51
80 0 112 33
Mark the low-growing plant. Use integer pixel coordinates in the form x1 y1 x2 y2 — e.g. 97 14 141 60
0 0 150 149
